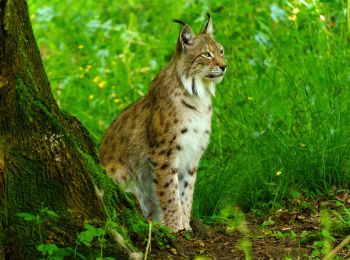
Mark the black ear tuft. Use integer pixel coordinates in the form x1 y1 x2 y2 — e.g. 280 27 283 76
172 19 186 26
201 13 213 36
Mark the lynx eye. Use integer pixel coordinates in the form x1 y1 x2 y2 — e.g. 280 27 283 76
202 52 212 58
220 49 224 56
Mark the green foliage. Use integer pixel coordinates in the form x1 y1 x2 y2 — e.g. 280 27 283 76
261 219 274 228
182 231 192 241
236 238 252 260
270 230 297 240
27 0 350 216
75 223 110 259
16 208 77 259
320 210 334 256
76 224 103 247
16 212 39 222
17 208 135 259
204 206 252 259
16 207 60 244
333 201 350 230
37 244 76 260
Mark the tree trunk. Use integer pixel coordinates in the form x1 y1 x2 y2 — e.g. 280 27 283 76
0 0 148 259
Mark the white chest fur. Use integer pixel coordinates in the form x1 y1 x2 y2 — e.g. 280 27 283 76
176 95 212 173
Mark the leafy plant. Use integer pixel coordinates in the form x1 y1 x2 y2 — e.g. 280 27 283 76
16 207 59 243
37 244 76 260
16 208 76 259
236 238 252 260
310 209 336 258
17 208 121 259
75 220 118 259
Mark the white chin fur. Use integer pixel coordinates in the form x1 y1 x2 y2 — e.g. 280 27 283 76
180 74 216 97
211 75 223 84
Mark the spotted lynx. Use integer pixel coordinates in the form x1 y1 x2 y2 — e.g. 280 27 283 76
99 14 226 232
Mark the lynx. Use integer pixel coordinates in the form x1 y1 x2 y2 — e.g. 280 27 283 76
99 14 226 232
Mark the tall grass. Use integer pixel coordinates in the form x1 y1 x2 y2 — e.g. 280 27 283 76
28 0 350 217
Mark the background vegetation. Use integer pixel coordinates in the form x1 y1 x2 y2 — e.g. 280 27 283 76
28 0 350 218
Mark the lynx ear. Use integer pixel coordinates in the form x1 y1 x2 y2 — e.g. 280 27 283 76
173 19 195 53
201 13 213 36
179 25 195 45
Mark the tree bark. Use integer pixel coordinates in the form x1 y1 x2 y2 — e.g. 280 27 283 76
0 0 147 259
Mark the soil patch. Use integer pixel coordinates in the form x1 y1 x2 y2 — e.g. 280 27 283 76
149 192 350 259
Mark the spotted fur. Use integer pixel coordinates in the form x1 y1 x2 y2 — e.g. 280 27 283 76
99 14 226 232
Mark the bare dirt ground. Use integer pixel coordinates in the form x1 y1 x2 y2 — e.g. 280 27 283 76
149 191 350 259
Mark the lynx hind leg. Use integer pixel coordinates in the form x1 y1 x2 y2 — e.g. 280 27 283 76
131 164 163 221
104 161 129 186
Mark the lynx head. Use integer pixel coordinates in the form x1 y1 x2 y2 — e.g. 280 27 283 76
173 14 226 97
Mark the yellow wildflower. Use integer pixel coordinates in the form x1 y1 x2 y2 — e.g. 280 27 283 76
86 65 92 72
93 76 101 83
98 81 107 89
78 45 84 49
114 98 121 103
276 171 282 176
288 14 297 21
79 66 84 71
292 8 299 14
88 94 94 100
139 67 151 73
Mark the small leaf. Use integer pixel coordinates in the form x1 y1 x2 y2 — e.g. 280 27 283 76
16 212 37 222
40 207 49 214
84 223 97 231
37 243 58 255
106 220 118 230
50 247 75 260
45 210 59 218
77 225 99 246
96 227 105 237
37 244 47 253
261 219 275 228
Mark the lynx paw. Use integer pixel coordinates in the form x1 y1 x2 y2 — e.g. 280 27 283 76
168 222 184 232
183 222 192 231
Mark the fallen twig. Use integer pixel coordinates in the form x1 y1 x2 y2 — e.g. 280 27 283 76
144 220 152 260
323 234 350 260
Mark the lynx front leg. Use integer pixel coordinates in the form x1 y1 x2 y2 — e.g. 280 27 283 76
151 160 183 232
179 167 197 231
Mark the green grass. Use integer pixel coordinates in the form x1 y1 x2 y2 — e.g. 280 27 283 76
28 0 350 218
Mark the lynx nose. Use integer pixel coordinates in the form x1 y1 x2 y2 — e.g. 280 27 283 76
219 65 227 72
